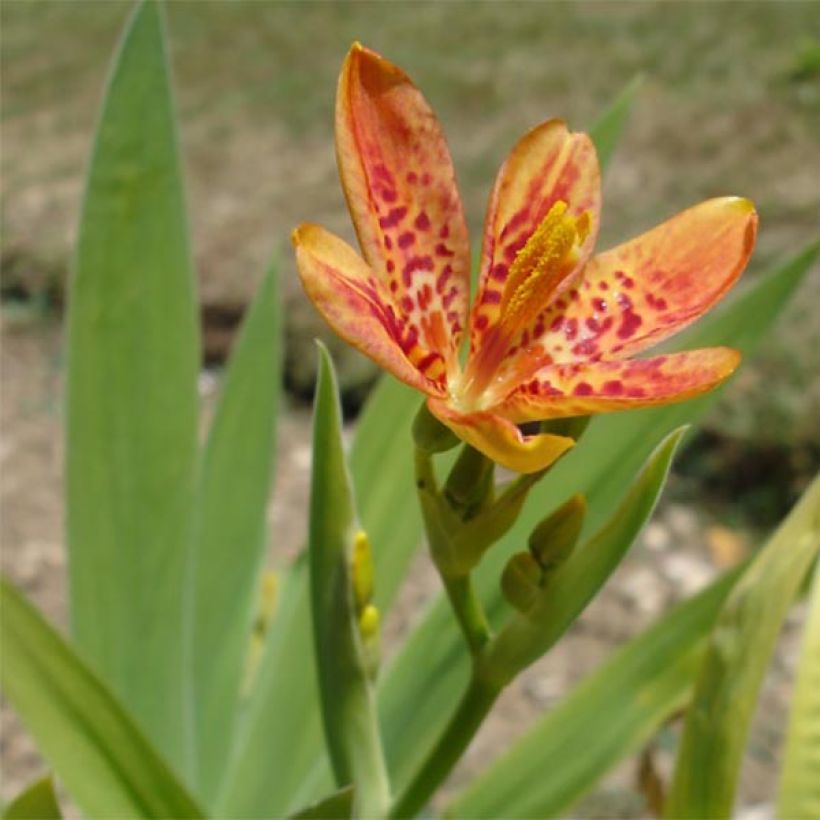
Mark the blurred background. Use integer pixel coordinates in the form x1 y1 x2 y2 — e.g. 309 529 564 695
1 1 818 815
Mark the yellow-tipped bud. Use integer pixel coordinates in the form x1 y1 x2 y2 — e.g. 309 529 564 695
358 603 380 640
351 529 375 611
501 552 543 613
529 493 587 571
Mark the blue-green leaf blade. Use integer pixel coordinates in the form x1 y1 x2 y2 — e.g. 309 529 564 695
0 580 203 819
309 345 390 817
189 266 281 796
65 0 199 770
218 379 421 817
665 477 820 819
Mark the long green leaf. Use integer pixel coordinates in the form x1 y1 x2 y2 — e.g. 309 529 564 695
188 266 281 797
218 380 421 817
3 777 61 820
448 566 744 818
378 242 819 793
484 427 685 681
665 477 820 819
778 562 820 820
65 0 199 771
0 580 203 819
309 345 390 817
216 77 640 816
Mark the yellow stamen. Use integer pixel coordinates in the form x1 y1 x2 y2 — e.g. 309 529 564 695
499 201 589 334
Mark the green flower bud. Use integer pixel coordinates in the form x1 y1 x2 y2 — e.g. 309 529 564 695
444 444 494 518
529 493 586 572
501 552 543 613
413 402 460 453
358 603 381 679
351 529 375 611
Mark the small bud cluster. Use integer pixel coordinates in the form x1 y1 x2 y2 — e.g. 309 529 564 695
351 529 381 677
501 494 587 614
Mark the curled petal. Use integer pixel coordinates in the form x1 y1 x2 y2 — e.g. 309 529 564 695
427 398 574 474
293 224 447 396
471 119 601 355
498 348 742 422
536 197 758 363
336 43 471 364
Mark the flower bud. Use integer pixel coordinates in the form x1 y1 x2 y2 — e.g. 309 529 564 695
501 552 543 613
528 493 586 571
413 402 460 453
351 529 375 610
358 603 381 680
444 444 494 518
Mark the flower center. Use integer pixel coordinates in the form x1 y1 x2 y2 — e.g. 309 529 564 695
456 200 590 410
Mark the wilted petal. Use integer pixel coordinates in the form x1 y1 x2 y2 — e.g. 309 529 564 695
498 348 741 421
471 119 601 355
534 197 758 363
294 224 447 395
336 43 471 366
427 398 574 474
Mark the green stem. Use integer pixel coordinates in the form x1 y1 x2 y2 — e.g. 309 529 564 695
441 573 491 656
414 447 491 654
390 672 501 818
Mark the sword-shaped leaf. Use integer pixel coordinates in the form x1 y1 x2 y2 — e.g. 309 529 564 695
0 580 203 819
308 345 390 818
665 477 820 819
66 0 199 770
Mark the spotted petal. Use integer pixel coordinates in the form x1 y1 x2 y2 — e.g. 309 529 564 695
427 398 574 474
336 43 471 369
535 197 758 363
497 348 741 422
470 119 601 355
294 224 448 395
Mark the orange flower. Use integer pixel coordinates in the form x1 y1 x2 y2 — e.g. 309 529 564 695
293 44 758 473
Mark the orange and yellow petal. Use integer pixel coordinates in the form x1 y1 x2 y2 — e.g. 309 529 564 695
336 43 471 367
470 119 601 355
427 398 575 474
534 197 758 364
293 223 448 395
497 347 741 422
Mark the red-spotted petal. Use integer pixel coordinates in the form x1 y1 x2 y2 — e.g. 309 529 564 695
336 44 471 366
534 197 758 363
427 398 574 474
294 224 448 395
497 348 741 422
470 119 601 355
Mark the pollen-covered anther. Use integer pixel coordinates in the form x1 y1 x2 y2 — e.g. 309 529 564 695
499 201 590 334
